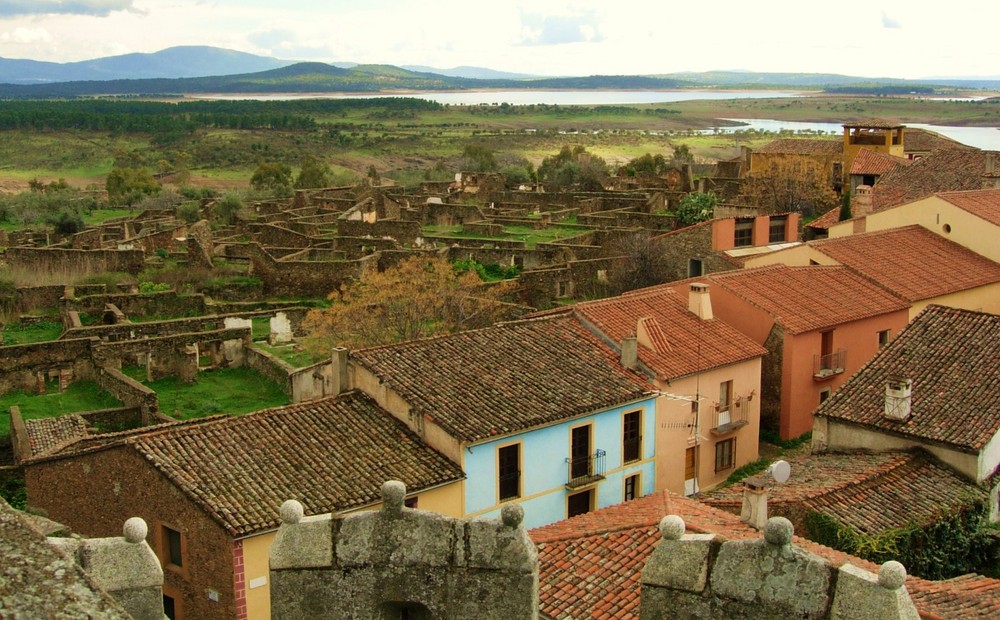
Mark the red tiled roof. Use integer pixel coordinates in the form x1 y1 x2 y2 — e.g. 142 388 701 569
127 392 464 537
754 138 842 156
532 490 1000 620
937 188 1000 227
23 415 89 458
815 305 1000 452
352 316 652 444
872 150 998 210
708 265 909 334
843 119 905 129
904 128 976 155
850 148 912 176
572 288 767 380
805 205 844 231
811 225 1000 302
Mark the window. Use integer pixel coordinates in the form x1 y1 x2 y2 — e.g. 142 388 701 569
622 411 641 464
404 496 418 509
163 584 183 620
163 594 177 620
819 387 831 405
877 329 890 349
734 219 753 247
567 489 593 518
159 524 184 570
715 438 735 472
718 380 733 426
570 425 592 480
821 330 834 358
624 474 640 502
768 215 788 243
498 444 521 501
687 258 704 277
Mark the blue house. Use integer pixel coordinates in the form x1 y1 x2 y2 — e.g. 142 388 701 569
350 315 657 529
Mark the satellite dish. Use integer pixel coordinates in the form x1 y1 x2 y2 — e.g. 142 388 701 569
766 460 791 484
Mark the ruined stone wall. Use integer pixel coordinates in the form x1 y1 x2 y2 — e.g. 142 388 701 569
248 244 378 299
64 291 208 320
417 202 486 226
270 481 539 620
337 219 423 245
333 236 399 259
0 339 97 395
446 246 561 271
639 516 920 620
70 228 105 250
4 247 146 276
24 446 239 620
245 346 294 397
129 226 186 255
657 225 738 282
94 367 158 421
248 224 313 249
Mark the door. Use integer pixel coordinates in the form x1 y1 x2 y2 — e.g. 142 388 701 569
570 425 591 480
684 446 699 496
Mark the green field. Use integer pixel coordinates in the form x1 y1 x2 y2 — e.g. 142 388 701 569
0 381 121 436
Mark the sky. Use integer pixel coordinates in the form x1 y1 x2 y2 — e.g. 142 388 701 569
0 0 997 79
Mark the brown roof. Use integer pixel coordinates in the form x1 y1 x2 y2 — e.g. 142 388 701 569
708 265 909 334
815 305 1000 452
937 188 1000 227
872 149 999 210
530 489 1000 620
811 225 1000 301
805 205 844 231
904 127 976 155
119 392 463 537
843 118 905 129
754 138 842 156
703 450 985 535
24 415 89 458
850 148 912 176
572 287 767 380
352 316 652 444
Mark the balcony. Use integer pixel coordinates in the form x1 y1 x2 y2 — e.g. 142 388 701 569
566 449 606 489
813 349 847 380
710 404 749 435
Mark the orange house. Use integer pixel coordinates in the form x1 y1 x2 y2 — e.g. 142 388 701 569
672 265 910 440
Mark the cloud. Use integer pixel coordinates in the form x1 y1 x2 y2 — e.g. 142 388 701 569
247 28 332 60
0 27 52 43
0 1 135 18
881 11 902 29
518 11 603 46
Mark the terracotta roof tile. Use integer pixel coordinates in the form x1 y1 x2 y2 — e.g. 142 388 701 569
127 391 465 537
352 317 651 444
904 127 976 155
572 288 767 380
872 150 999 210
815 305 1000 452
812 225 1000 301
843 119 905 129
805 205 844 231
754 138 842 156
23 415 89 458
850 148 912 175
937 188 1000 227
708 265 909 334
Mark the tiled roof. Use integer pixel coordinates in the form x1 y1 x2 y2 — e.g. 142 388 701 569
811 225 1000 301
352 316 652 444
531 490 1000 620
703 450 985 535
937 188 1000 227
850 148 912 175
805 205 844 231
708 265 909 334
127 391 464 537
843 118 905 129
904 127 976 155
754 138 842 156
572 288 767 380
872 149 998 210
815 305 1000 452
24 415 89 458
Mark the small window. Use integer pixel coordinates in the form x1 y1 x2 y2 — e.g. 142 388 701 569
819 387 832 404
715 438 735 472
769 215 788 243
161 525 184 569
404 497 418 509
567 489 593 518
163 594 177 620
624 474 640 502
688 258 704 277
498 444 521 502
877 329 890 349
622 411 641 464
734 219 753 247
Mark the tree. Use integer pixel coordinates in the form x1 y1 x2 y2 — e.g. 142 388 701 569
623 153 668 177
211 192 244 225
105 166 160 206
739 159 839 217
670 144 694 165
675 192 718 227
606 232 672 295
460 143 497 172
294 155 333 189
250 162 292 193
839 190 852 221
537 146 609 192
302 255 517 351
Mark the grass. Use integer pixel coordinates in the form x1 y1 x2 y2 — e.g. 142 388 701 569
0 380 122 436
124 365 289 420
255 342 327 368
2 321 64 345
423 223 584 248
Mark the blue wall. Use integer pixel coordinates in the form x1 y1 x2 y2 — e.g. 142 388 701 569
463 397 656 530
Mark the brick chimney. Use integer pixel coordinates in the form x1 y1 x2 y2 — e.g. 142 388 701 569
620 337 638 370
332 347 349 395
688 283 713 320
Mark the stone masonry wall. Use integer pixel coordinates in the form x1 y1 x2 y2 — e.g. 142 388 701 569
0 338 97 395
5 247 146 276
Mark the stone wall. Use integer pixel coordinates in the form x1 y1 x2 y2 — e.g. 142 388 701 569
656 224 738 282
0 338 97 396
337 219 423 246
248 224 313 249
95 367 158 423
4 247 146 276
64 291 208 320
245 346 295 397
639 515 920 620
248 244 378 299
270 481 539 620
760 326 785 434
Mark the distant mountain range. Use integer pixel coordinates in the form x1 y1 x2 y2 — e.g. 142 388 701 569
0 46 998 96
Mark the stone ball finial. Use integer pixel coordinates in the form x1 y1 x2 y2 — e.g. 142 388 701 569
122 517 148 543
501 503 524 528
879 561 907 590
280 500 304 524
381 480 406 512
659 515 686 540
763 516 794 546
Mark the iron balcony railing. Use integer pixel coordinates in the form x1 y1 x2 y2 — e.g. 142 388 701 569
566 449 607 488
813 349 847 380
712 405 749 434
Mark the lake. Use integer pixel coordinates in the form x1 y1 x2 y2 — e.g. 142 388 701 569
195 90 804 105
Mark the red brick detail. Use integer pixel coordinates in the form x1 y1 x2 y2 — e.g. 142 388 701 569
233 540 247 620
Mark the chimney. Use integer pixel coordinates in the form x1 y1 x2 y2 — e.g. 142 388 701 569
883 376 912 421
331 347 349 395
688 283 713 320
620 337 638 370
